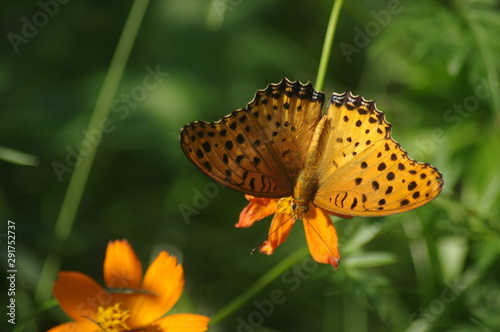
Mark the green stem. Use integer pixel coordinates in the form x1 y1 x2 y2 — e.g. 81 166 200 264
209 245 309 325
315 0 345 92
35 0 150 302
467 17 500 122
0 145 38 166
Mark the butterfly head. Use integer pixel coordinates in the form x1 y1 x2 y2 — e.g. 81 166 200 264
290 201 310 219
275 197 310 219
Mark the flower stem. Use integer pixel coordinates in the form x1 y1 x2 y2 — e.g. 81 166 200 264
35 0 150 302
315 0 345 92
209 245 310 325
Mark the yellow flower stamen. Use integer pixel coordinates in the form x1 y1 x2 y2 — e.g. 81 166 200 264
93 302 131 332
277 197 295 215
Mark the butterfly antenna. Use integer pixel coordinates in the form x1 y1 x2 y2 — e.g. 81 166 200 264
250 214 296 254
302 215 340 268
82 316 107 331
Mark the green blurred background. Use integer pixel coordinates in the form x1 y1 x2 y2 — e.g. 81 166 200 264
1 0 500 331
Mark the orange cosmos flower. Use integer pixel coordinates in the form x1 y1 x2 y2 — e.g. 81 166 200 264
49 239 209 332
237 195 353 269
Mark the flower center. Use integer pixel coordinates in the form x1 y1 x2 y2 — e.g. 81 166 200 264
277 197 295 215
278 197 311 219
93 302 131 332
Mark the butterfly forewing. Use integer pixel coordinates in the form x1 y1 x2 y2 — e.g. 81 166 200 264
313 92 443 216
180 79 325 198
249 79 325 180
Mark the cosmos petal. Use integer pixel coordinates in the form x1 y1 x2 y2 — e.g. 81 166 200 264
126 252 184 327
154 314 209 332
302 207 340 269
236 195 278 228
47 321 96 332
52 271 107 322
104 239 143 290
259 212 296 255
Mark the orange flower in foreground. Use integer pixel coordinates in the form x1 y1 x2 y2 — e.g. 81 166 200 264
237 195 353 269
49 240 209 332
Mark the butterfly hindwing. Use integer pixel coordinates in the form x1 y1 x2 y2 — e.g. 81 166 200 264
313 92 443 216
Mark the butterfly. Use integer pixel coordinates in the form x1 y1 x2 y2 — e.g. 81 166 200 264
179 78 443 219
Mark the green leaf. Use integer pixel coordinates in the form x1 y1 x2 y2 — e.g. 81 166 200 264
342 223 382 254
344 251 397 269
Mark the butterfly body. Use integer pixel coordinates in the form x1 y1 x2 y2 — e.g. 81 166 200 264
180 79 443 218
292 116 329 217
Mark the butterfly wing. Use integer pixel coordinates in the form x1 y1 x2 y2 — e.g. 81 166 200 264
314 92 443 216
180 78 325 198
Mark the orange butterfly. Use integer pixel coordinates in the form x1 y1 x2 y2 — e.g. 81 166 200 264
180 79 443 267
